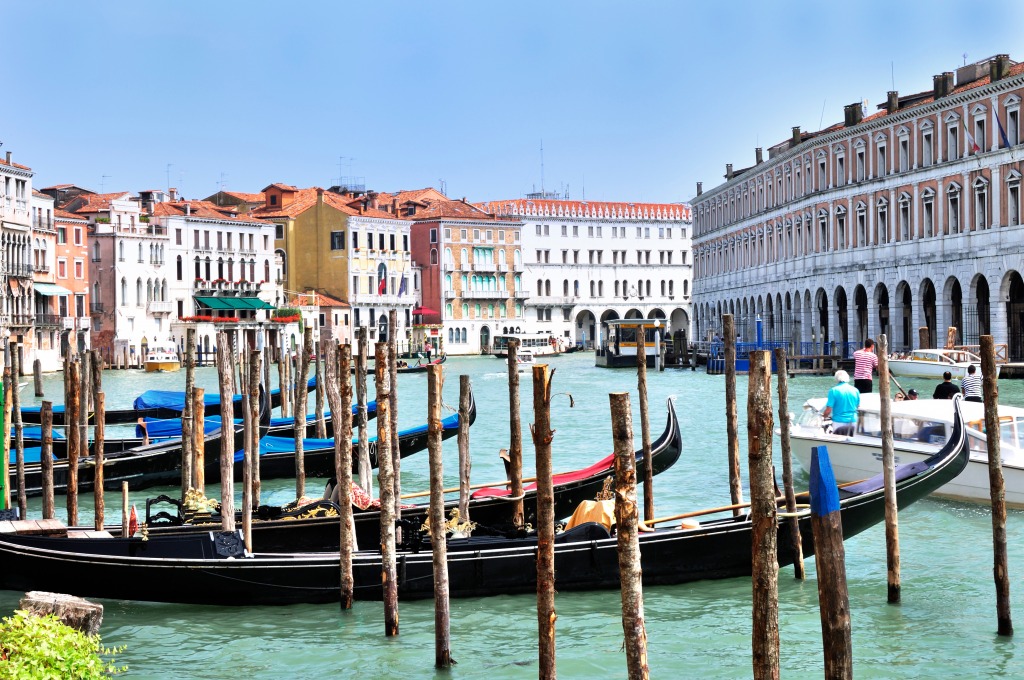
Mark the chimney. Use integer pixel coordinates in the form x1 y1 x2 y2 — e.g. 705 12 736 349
791 126 801 147
755 147 763 165
367 191 378 210
886 90 899 114
944 71 955 94
696 182 703 196
933 74 945 98
317 187 324 199
726 164 734 180
169 187 178 201
360 198 367 214
991 54 1011 82
843 103 863 127
4 151 10 165
185 202 191 216
392 198 399 214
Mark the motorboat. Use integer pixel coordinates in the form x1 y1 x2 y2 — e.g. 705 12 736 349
787 393 1024 507
888 348 999 380
516 348 536 373
144 344 181 373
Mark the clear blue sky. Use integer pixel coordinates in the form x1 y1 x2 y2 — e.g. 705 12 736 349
5 1 1024 205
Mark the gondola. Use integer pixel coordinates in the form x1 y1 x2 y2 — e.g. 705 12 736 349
17 377 319 425
119 396 677 550
0 398 968 606
395 354 446 374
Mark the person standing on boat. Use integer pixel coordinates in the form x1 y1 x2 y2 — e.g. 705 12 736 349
822 369 860 436
852 338 879 393
933 371 961 399
960 364 983 403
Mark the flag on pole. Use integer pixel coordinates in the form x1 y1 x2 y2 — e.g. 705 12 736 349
398 276 407 296
377 277 387 295
963 120 981 154
996 110 1012 148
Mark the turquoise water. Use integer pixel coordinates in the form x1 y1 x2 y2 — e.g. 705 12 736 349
2 354 1024 678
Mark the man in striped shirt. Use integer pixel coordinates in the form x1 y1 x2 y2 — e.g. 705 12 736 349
960 364 983 403
852 339 879 394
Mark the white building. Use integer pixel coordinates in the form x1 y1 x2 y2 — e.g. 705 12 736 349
1 151 35 370
479 198 694 349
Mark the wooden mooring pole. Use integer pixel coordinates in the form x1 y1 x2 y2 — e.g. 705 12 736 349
277 339 288 419
357 327 371 495
66 357 80 527
241 350 253 552
315 338 327 439
325 342 357 609
293 326 313 500
809 445 853 678
637 332 654 522
507 338 524 525
32 358 42 397
121 481 130 538
748 350 779 680
877 334 901 603
182 328 196 498
193 387 205 494
773 347 804 579
376 342 399 636
534 364 557 680
724 314 744 514
11 347 27 519
610 391 649 680
249 348 262 513
981 335 1013 636
94 392 106 531
216 333 235 531
458 374 472 523
40 402 55 520
427 364 454 667
388 310 401 544
2 366 11 512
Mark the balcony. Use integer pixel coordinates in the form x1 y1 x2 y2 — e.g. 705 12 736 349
462 289 509 300
146 225 167 236
6 314 33 326
36 314 61 327
512 289 531 299
148 300 174 314
33 264 50 274
7 263 32 278
351 293 415 306
90 302 105 315
473 262 497 273
32 218 55 232
497 263 508 273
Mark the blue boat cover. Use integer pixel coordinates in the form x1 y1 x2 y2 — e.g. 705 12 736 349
8 447 52 464
12 427 66 441
133 390 242 412
265 400 378 428
20 405 65 417
135 417 226 439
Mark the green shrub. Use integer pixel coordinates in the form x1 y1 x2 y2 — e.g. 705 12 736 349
0 610 126 678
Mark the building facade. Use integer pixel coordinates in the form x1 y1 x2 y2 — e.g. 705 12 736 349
53 209 92 360
1 151 35 370
406 192 524 355
480 198 694 349
692 54 1024 359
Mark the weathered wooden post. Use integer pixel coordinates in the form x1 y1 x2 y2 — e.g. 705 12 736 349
182 328 196 497
241 350 253 551
120 481 130 538
40 402 55 520
216 332 235 531
250 347 263 508
90 350 103 418
277 338 288 418
773 347 804 579
2 366 11 512
292 326 313 500
981 335 1013 636
325 342 357 609
193 387 206 494
11 347 27 519
637 331 654 522
93 392 106 531
356 327 371 494
375 341 399 636
534 364 557 680
507 338 525 525
66 357 81 526
427 364 454 667
457 374 472 522
748 350 779 680
810 445 853 678
918 326 930 350
610 391 649 680
32 358 43 397
877 334 901 603
314 338 327 439
724 314 744 514
388 310 401 543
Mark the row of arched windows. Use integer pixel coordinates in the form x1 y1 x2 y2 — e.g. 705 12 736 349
120 277 168 307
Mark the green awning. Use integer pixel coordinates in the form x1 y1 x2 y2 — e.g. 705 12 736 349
194 296 274 311
34 283 73 296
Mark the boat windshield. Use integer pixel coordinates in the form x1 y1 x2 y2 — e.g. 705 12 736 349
796 408 824 428
970 415 1024 450
858 411 947 444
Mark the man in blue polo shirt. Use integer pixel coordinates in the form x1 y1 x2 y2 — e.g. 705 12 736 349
823 369 860 436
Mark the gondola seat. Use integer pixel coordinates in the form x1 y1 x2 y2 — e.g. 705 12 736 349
555 521 611 543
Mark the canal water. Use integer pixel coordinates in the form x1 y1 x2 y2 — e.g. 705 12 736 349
2 353 1023 678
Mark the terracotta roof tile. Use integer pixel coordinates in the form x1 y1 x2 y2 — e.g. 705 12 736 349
477 198 691 222
289 291 350 308
55 209 88 222
0 158 31 171
223 191 265 203
152 200 273 225
68 192 134 214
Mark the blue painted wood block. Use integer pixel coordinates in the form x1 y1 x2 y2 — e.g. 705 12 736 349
810 445 841 516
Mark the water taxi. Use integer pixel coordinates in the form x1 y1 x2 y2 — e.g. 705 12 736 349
492 333 562 359
144 344 181 373
515 348 536 373
787 394 1024 507
888 348 999 380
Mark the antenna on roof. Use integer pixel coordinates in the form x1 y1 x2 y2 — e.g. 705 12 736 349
540 139 545 195
963 52 968 66
818 98 827 131
101 175 111 192
166 163 173 192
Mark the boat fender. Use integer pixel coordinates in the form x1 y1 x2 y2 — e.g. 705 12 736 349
211 530 246 559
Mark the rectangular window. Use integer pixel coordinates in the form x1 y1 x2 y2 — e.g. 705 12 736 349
899 138 909 172
444 228 451 239
176 228 182 245
837 156 845 185
856 150 865 181
379 233 385 250
227 233 232 250
403 235 409 251
561 225 567 236
924 199 934 237
572 225 578 237
74 259 84 279
57 258 67 278
330 231 345 250
923 131 933 166
949 194 960 233
1009 110 1020 146
876 146 886 177
204 230 210 248
430 229 437 243
217 232 223 249
352 275 359 294
588 226 594 237
460 229 467 240
194 230 200 248
536 224 542 235
57 226 66 244
818 159 826 188
1009 184 1020 226
975 119 986 152
947 126 959 161
352 232 360 249
543 224 549 236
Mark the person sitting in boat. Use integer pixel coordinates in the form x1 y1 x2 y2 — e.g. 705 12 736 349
906 389 918 400
933 371 960 399
960 364 983 403
822 369 859 436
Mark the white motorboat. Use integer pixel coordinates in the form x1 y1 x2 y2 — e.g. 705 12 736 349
887 348 999 380
144 344 181 373
787 394 1024 507
515 348 536 373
